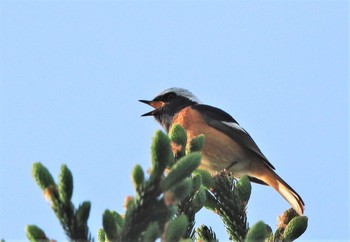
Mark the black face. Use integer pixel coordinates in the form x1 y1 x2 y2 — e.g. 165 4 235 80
140 91 197 132
153 91 177 102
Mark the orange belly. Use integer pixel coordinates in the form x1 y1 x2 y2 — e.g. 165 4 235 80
171 107 253 176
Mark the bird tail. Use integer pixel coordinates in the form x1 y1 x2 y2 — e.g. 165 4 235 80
251 165 305 215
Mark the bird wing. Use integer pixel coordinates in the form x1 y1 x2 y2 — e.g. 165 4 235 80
192 104 275 170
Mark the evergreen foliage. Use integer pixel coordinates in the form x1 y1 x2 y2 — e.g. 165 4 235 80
31 163 92 242
26 125 307 241
25 225 49 242
206 172 250 241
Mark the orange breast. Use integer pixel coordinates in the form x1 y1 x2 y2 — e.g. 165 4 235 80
171 107 252 175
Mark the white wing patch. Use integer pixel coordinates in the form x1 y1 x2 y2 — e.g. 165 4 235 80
222 121 247 133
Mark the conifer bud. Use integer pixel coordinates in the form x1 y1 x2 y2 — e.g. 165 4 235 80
160 152 201 191
151 130 174 176
76 201 91 225
102 210 119 240
191 173 202 192
165 214 189 242
273 227 284 241
131 164 144 189
123 196 135 210
97 229 106 242
188 134 205 153
58 164 73 204
164 178 192 205
169 124 188 161
142 222 160 242
278 208 298 228
194 169 214 188
32 162 55 190
283 216 308 241
169 124 187 147
26 225 49 242
236 176 251 204
245 221 268 242
114 211 125 229
193 186 207 212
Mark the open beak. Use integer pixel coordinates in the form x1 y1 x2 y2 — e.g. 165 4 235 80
139 100 165 116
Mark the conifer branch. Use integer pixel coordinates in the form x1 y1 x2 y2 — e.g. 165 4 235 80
196 225 218 242
100 130 202 242
26 125 307 242
205 172 250 241
31 163 92 242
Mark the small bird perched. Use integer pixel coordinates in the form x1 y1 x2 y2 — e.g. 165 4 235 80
140 87 304 215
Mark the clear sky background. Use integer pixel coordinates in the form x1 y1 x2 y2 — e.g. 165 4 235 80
1 1 348 241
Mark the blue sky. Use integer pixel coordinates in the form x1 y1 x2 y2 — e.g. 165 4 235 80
1 1 348 241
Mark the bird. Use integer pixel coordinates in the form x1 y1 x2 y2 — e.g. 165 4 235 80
139 87 305 215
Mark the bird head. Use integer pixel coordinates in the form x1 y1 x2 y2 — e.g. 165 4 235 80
139 87 200 131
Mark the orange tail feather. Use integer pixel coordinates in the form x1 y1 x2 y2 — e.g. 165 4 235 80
251 165 305 215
